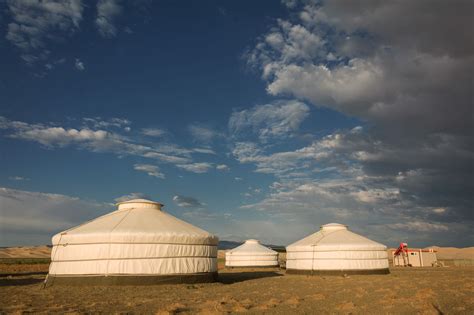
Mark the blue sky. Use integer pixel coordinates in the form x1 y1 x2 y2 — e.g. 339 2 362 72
1 0 472 248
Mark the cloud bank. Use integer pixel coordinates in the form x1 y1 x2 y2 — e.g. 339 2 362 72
239 0 474 246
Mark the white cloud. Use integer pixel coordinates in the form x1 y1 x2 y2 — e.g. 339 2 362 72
96 0 122 38
114 192 150 203
249 1 473 137
0 186 111 246
172 195 204 208
390 222 449 232
141 128 166 137
143 152 192 164
216 164 230 171
74 58 85 71
192 148 216 155
243 1 474 246
12 126 109 147
188 124 223 143
8 176 30 181
432 207 446 214
133 164 165 179
176 162 213 174
229 100 310 142
0 116 216 175
231 124 471 245
82 117 131 129
281 0 298 9
6 0 83 65
351 189 400 204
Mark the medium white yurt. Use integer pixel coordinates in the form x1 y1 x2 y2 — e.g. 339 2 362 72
286 223 389 275
225 239 279 267
46 199 218 285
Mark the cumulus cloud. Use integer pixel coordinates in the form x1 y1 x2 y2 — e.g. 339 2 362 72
240 175 472 245
96 0 122 38
5 0 83 65
74 58 85 71
216 164 230 171
176 162 214 174
11 126 110 147
192 148 216 155
82 117 131 130
133 164 165 179
0 116 214 175
172 195 204 208
249 1 473 137
233 125 473 246
143 152 191 164
242 0 474 246
229 100 310 142
141 128 167 137
114 192 150 203
0 186 111 246
390 222 449 232
188 124 224 143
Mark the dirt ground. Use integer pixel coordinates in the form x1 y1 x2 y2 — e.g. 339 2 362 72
1 265 473 314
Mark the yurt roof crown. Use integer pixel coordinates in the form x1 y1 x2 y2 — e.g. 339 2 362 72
245 239 260 244
117 199 163 210
320 223 347 231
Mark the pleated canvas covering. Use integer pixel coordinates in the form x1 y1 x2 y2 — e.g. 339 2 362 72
286 223 389 274
225 239 278 267
46 199 218 285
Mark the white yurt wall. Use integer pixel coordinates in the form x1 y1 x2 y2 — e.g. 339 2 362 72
46 199 218 285
286 223 389 274
225 239 279 267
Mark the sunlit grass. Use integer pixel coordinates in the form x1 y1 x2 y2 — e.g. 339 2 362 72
0 258 50 265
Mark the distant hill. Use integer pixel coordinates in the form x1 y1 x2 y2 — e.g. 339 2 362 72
387 246 474 260
426 246 474 260
0 246 52 259
0 241 280 257
218 240 242 250
2 244 472 260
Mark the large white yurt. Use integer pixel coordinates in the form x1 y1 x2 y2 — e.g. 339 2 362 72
225 239 279 268
286 223 389 275
46 199 218 285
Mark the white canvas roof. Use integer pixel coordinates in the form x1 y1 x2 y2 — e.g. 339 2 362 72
52 199 218 246
225 239 278 267
48 199 218 278
286 223 389 273
287 223 386 252
227 239 277 256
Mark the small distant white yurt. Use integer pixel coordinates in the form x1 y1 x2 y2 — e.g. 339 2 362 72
46 199 218 285
286 223 389 275
225 239 279 267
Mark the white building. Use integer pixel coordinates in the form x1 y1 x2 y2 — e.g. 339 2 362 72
392 249 437 267
225 239 279 267
46 199 218 285
286 223 389 275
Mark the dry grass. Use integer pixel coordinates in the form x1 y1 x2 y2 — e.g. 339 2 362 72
1 265 473 314
1 246 473 313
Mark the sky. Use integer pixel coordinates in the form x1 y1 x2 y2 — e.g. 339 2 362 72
0 0 473 248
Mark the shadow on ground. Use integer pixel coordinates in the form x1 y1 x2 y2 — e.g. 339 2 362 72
0 277 45 287
218 271 282 284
